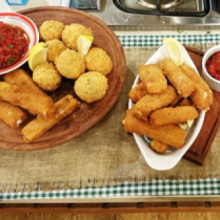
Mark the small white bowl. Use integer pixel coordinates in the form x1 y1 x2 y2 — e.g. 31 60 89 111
0 12 39 75
202 45 220 92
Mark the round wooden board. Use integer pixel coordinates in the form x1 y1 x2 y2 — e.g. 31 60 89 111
0 7 126 151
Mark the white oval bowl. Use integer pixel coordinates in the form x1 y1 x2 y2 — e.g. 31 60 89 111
0 12 39 75
128 45 205 171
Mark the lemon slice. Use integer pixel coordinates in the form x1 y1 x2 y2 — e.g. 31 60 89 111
28 42 48 71
77 35 94 57
163 37 185 66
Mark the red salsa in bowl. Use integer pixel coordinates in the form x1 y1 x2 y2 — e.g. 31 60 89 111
0 12 39 75
205 51 220 81
202 45 220 92
0 21 29 70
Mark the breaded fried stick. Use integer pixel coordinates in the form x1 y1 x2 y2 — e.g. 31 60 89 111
0 101 27 128
150 139 169 154
0 82 54 116
161 58 195 98
132 85 179 119
4 69 46 96
138 64 167 94
180 64 213 110
129 82 148 103
22 94 80 142
123 109 186 149
150 106 199 127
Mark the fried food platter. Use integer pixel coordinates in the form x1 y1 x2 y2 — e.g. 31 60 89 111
126 45 206 170
0 7 126 151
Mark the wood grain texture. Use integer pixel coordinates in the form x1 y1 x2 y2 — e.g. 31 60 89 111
184 46 220 165
0 7 126 151
1 212 220 220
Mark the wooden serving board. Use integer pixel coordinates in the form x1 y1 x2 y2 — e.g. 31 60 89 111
0 7 126 150
184 46 220 165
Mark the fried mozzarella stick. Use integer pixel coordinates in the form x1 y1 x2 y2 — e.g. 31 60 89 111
132 85 179 119
22 94 80 142
128 82 148 103
0 101 27 128
138 64 167 94
150 139 169 154
161 58 195 98
150 106 199 127
123 109 186 148
180 64 213 110
4 69 46 96
0 82 54 116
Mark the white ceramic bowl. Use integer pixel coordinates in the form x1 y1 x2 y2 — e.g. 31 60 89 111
202 45 220 92
0 12 39 75
128 45 205 171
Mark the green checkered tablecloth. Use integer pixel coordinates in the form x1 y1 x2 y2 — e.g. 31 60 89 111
117 33 220 47
1 179 220 200
1 33 220 201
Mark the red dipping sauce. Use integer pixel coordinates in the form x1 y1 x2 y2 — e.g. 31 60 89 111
205 51 220 80
0 21 29 70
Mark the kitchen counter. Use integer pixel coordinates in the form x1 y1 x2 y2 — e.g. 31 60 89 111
1 1 220 207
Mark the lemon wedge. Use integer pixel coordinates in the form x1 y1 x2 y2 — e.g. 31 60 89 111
163 37 185 66
77 35 94 57
28 42 48 71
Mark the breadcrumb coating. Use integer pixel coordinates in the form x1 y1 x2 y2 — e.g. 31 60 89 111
85 47 113 75
55 49 85 79
74 71 108 103
39 20 64 41
33 62 62 91
62 23 93 50
46 39 66 63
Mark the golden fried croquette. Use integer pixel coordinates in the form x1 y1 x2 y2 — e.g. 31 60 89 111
33 62 62 91
74 71 108 103
55 48 85 79
39 20 64 41
46 39 66 63
150 106 199 127
161 58 195 98
138 64 167 94
62 23 93 50
85 47 113 75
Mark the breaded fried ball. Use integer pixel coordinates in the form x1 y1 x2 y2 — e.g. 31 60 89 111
40 20 64 41
46 39 66 63
74 71 108 103
33 62 62 91
85 47 113 75
62 23 93 50
55 48 85 79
